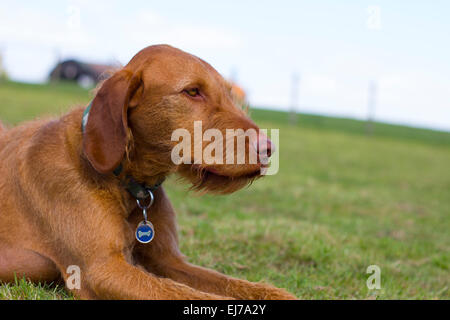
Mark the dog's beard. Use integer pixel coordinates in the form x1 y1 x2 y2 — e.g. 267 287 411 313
178 164 261 194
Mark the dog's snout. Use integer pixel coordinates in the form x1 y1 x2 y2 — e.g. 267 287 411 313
253 132 273 159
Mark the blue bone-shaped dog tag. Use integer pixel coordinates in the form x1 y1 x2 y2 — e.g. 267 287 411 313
136 221 155 244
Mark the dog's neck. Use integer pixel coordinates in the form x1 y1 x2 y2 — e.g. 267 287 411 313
112 162 165 200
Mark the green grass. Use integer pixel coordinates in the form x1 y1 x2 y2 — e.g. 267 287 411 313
0 80 449 299
0 277 71 300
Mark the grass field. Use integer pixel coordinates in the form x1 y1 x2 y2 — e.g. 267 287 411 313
0 80 449 300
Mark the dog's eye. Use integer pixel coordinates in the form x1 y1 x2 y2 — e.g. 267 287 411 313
184 88 200 97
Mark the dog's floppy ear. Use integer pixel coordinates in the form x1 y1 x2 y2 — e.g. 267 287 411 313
83 69 143 174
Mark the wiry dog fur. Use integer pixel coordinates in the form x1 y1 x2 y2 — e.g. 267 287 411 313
0 45 296 300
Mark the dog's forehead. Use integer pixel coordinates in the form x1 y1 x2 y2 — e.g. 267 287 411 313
128 45 224 86
129 45 196 65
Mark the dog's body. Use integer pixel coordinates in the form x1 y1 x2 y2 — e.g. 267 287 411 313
0 45 295 299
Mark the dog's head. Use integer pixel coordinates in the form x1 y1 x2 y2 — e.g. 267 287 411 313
83 45 273 194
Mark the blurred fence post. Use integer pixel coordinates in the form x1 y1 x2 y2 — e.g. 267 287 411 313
366 80 377 135
0 44 7 82
289 72 300 125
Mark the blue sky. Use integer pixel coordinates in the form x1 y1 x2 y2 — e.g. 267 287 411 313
0 0 449 130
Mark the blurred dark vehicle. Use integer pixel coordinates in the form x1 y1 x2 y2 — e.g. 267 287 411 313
49 59 114 88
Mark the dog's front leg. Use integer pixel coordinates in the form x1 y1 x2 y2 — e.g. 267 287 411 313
146 256 297 300
133 188 296 300
82 254 229 300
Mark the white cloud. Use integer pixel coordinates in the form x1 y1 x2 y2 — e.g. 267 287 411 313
124 10 243 52
0 6 94 48
302 74 337 95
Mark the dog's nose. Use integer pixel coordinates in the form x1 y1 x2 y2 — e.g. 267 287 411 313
254 132 274 159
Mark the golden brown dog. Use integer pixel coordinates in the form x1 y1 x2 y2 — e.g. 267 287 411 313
0 45 296 300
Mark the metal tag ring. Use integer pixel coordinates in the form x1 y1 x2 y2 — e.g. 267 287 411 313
136 189 154 210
